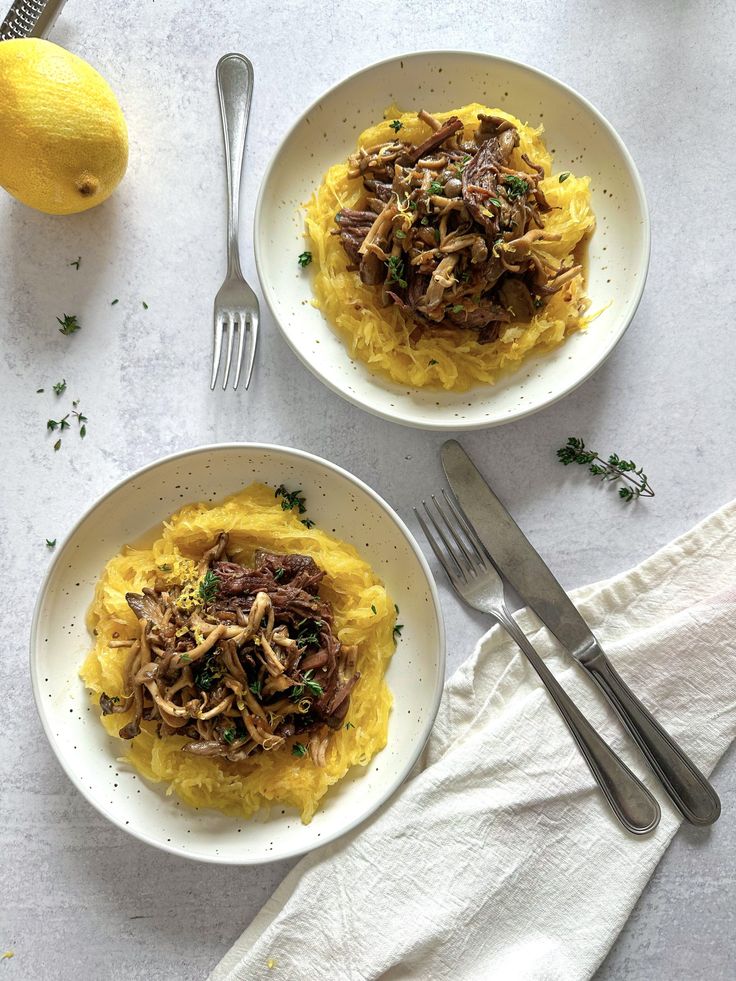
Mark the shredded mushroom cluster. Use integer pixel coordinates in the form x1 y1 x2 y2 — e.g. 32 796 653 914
335 110 582 342
100 533 359 766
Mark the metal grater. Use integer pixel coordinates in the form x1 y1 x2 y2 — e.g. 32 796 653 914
1 0 67 40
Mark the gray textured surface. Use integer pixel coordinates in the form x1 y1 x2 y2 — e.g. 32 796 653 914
1 0 734 978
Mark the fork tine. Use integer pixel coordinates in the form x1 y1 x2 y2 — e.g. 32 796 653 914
425 497 475 578
232 312 246 390
242 309 259 389
430 494 476 570
221 313 236 390
414 506 465 585
210 311 225 390
421 500 469 582
442 488 487 567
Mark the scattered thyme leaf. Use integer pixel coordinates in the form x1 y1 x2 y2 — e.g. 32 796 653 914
503 175 530 199
386 255 407 288
142 301 149 309
52 379 66 396
345 721 355 730
292 742 308 757
45 538 56 548
222 727 236 744
450 304 464 314
53 438 61 451
298 251 313 267
559 172 571 183
428 359 439 366
393 623 404 639
557 437 654 502
57 313 80 335
69 256 81 270
249 679 262 696
301 518 315 529
36 388 44 393
275 484 308 514
488 197 502 208
389 119 403 133
198 570 220 603
179 653 192 664
111 299 119 305
371 604 377 615
427 179 443 196
80 424 87 438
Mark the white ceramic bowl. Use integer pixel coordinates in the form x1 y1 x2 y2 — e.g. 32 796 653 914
255 50 649 430
30 444 445 864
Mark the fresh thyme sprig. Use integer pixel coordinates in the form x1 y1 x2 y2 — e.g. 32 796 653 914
557 437 654 502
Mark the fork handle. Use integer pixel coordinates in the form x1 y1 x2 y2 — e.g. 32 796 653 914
581 647 721 825
216 53 254 277
499 612 661 835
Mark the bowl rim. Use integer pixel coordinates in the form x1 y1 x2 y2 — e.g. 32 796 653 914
254 48 651 431
29 441 447 865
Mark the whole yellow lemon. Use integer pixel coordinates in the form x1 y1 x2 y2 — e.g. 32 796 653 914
0 38 128 215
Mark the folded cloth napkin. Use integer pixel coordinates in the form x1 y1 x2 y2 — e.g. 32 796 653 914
210 502 736 981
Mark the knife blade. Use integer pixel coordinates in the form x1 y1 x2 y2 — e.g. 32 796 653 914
441 438 721 826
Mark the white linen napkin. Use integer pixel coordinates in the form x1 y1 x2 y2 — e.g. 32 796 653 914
210 502 736 981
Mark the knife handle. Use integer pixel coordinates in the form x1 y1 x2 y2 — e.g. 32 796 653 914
582 648 721 825
500 614 660 835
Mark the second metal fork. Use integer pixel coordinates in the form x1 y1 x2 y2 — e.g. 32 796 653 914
415 490 661 836
211 53 259 391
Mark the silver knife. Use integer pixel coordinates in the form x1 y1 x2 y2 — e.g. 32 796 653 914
441 438 721 826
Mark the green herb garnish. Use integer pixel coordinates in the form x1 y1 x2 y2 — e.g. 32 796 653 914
198 570 220 603
427 180 443 196
111 299 119 305
47 415 70 432
393 623 404 639
428 359 439 366
488 197 502 208
274 567 285 581
52 379 66 396
57 314 80 335
290 668 324 701
222 727 236 744
275 484 308 514
503 175 529 200
45 538 56 548
296 619 322 649
194 654 224 691
386 255 407 288
292 742 308 757
69 257 81 270
301 517 315 529
298 251 313 267
53 439 61 451
142 301 149 309
345 721 355 730
179 653 192 664
450 304 464 314
249 679 262 697
389 119 403 133
371 604 377 615
557 437 654 502
559 172 571 183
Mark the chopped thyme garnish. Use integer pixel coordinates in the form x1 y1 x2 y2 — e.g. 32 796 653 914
142 301 149 309
198 570 220 603
57 314 80 335
292 742 308 757
298 251 313 267
559 172 571 183
69 256 81 270
111 299 119 305
45 538 56 548
52 379 66 396
386 255 407 288
275 484 308 514
389 119 403 133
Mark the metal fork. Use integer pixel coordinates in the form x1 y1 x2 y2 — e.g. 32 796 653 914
415 490 661 835
211 53 259 391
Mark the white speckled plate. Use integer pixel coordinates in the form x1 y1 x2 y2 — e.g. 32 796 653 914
30 444 445 864
255 50 649 429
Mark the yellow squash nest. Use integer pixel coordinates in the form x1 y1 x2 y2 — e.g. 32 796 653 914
305 102 595 392
81 483 395 823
